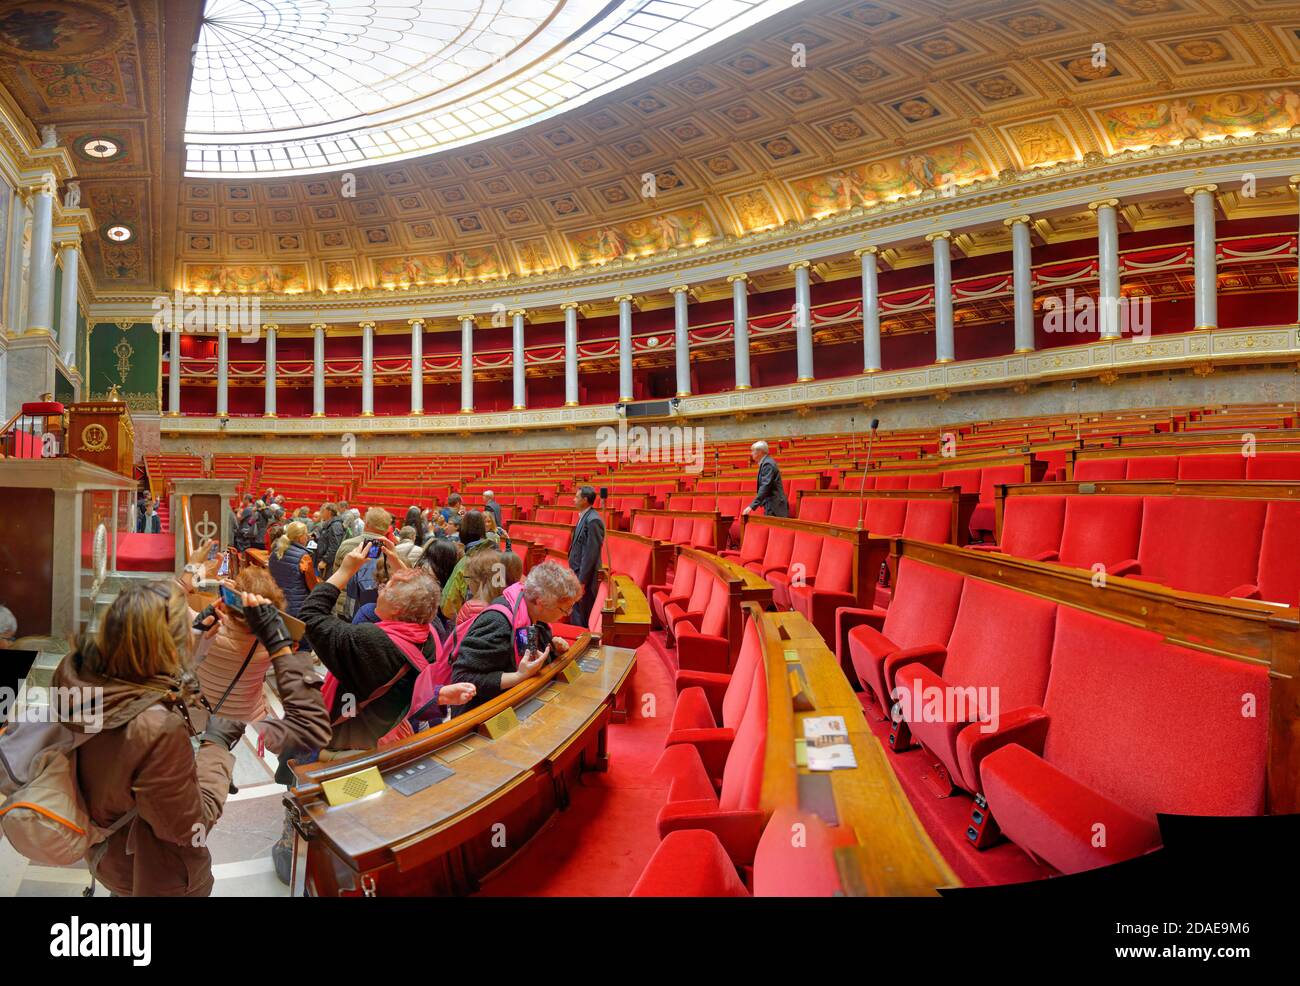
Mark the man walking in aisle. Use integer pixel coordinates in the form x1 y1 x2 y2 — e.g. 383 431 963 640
742 440 789 518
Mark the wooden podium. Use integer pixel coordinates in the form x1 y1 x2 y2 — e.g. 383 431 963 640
68 401 135 478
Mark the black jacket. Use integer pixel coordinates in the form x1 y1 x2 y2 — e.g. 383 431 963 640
450 601 554 714
749 455 789 517
312 517 346 573
568 507 605 589
300 582 435 750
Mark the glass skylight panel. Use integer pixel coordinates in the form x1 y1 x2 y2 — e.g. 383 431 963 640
186 0 802 175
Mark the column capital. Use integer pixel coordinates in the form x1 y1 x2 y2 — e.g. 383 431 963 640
507 308 527 318
216 324 230 335
669 284 690 295
1003 215 1032 227
407 317 426 327
559 301 580 311
358 320 376 330
457 313 476 324
1289 174 1300 189
726 272 749 283
309 322 327 331
1184 183 1218 197
924 230 951 242
54 235 81 251
1087 198 1120 211
853 246 878 257
788 260 811 271
613 294 633 304
262 323 278 333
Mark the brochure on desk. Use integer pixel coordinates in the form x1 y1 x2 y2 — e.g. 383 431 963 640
802 715 857 771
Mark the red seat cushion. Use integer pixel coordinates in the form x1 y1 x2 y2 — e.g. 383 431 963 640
629 829 749 897
980 743 1162 875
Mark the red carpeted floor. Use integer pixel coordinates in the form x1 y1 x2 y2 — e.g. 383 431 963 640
474 633 675 897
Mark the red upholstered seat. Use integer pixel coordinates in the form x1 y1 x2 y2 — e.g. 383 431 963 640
799 496 833 523
652 515 673 540
631 514 654 537
907 473 944 489
874 475 908 490
980 607 1268 874
1133 497 1266 596
900 499 951 543
970 465 1024 536
789 536 856 642
653 662 768 864
893 579 1056 795
1056 495 1142 575
827 498 863 527
1072 459 1126 481
1178 453 1246 480
939 468 980 493
755 525 795 577
1124 456 1178 480
629 806 848 897
863 498 907 536
609 537 652 589
689 517 716 549
650 555 697 628
768 530 823 609
1246 451 1300 480
994 495 1066 561
1239 500 1300 605
665 560 716 637
668 618 762 778
720 520 768 567
839 557 965 716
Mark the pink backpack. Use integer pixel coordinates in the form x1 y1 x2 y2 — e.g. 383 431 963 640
408 583 531 728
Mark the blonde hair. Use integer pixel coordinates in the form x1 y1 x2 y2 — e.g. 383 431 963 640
464 549 507 604
273 520 309 558
87 581 189 680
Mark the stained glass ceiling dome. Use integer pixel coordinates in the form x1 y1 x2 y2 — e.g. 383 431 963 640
185 0 802 177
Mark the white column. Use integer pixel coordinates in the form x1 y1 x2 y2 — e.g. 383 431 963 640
1089 199 1121 340
24 178 55 336
262 324 278 417
927 231 955 362
855 247 881 372
311 322 326 417
1292 176 1300 324
615 294 634 402
728 274 751 390
670 284 692 397
168 324 181 416
459 314 475 413
1186 184 1218 331
360 320 375 416
216 325 229 416
57 238 79 365
561 302 580 406
6 189 27 334
408 318 424 414
509 308 527 410
1005 215 1035 353
789 261 814 381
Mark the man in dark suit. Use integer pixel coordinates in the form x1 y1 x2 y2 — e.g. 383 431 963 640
567 485 606 626
742 440 789 518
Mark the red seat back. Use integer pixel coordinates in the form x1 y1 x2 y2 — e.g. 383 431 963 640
739 521 770 565
1135 497 1266 596
720 660 767 811
752 806 849 897
1256 501 1300 606
814 537 854 593
689 517 716 549
883 558 965 648
699 577 730 637
907 473 944 489
1246 452 1300 480
1043 607 1268 818
900 499 952 543
799 497 833 523
978 466 1023 506
999 495 1066 560
827 498 863 528
1057 496 1142 571
1124 456 1178 480
1073 459 1126 481
761 526 796 572
939 468 981 493
1178 454 1246 481
863 498 907 536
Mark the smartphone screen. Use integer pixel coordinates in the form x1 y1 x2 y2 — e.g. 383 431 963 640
207 543 219 561
367 542 382 559
219 584 243 612
217 553 231 576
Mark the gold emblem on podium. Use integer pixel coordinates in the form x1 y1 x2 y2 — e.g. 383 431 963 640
78 423 110 453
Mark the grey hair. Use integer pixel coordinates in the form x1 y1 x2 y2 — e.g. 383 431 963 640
0 604 16 641
751 440 769 454
380 569 440 624
523 560 580 608
483 489 494 499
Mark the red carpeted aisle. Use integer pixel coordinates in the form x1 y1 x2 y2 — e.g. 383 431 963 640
474 634 675 897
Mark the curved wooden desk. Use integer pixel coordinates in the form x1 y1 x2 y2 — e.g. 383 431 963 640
753 604 960 896
286 632 636 896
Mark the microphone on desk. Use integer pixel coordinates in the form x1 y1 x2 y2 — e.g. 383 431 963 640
598 486 617 621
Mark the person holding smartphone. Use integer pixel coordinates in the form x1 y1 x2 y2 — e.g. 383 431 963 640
450 560 580 714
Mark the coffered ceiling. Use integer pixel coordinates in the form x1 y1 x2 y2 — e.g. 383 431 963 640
1 0 1298 299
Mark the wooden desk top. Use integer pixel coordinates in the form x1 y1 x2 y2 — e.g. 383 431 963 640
604 574 651 649
290 637 635 873
709 554 774 604
758 608 960 897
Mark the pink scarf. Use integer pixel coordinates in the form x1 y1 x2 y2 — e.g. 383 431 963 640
319 620 434 748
